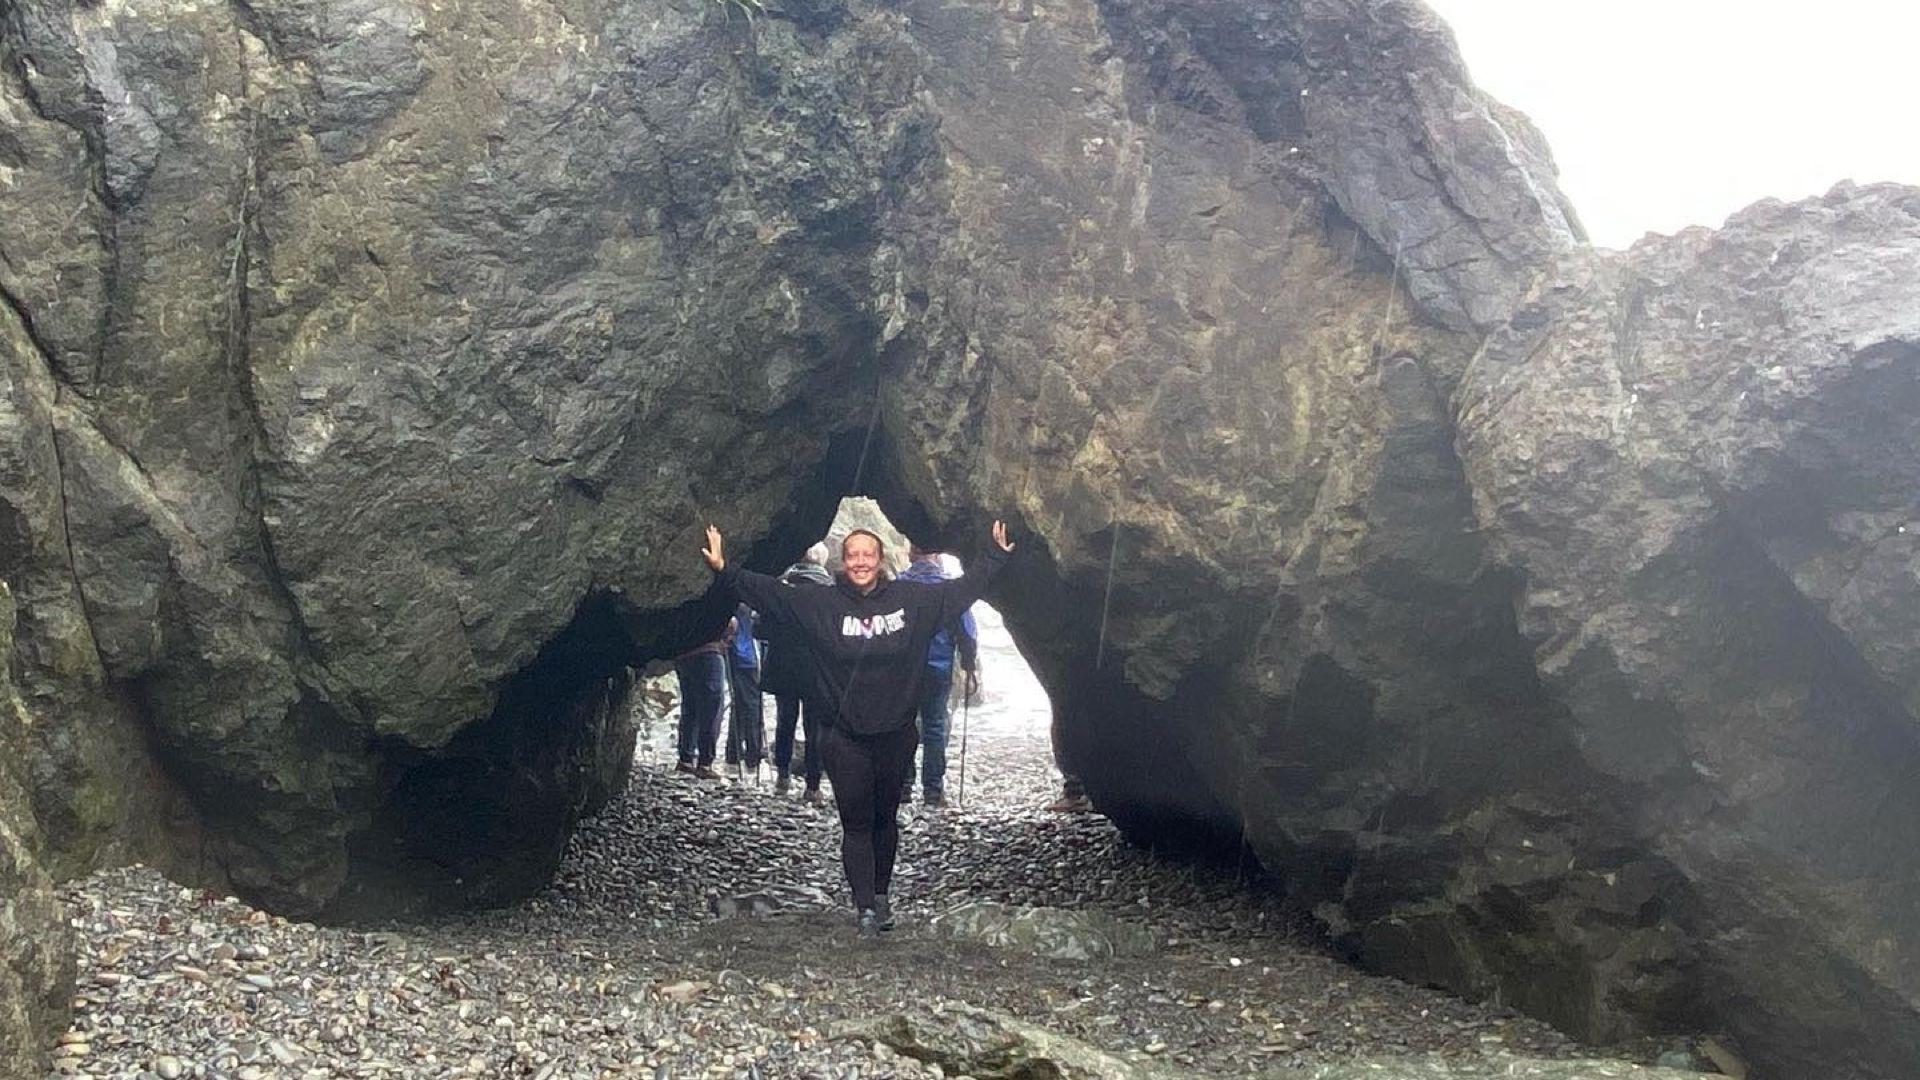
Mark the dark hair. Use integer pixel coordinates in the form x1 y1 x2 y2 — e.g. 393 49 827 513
841 529 885 559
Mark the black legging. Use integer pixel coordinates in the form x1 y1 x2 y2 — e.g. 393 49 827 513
818 721 918 910
772 694 822 788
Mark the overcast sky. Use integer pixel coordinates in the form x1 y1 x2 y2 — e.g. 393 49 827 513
1421 1 1920 248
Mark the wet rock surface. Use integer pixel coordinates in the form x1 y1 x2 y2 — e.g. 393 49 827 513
45 714 1675 1079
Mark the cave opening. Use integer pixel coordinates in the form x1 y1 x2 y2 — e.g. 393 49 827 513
569 484 1303 962
325 396 1290 998
330 589 641 920
629 495 1069 818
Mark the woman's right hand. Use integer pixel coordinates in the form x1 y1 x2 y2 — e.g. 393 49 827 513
702 524 726 572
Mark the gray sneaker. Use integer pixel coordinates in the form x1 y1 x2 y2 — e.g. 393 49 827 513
774 774 792 795
873 894 897 932
856 908 880 940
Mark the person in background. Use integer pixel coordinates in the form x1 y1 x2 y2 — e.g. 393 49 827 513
702 521 1014 939
897 545 979 808
724 602 764 777
763 543 833 801
673 635 728 780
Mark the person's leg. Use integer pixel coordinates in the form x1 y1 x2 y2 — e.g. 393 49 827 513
773 695 798 773
674 660 699 767
724 661 751 766
900 741 917 803
723 663 742 767
819 724 880 911
871 721 919 902
737 665 763 768
917 668 952 801
696 652 726 769
801 702 824 792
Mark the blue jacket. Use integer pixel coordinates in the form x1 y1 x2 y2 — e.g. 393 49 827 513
898 558 977 674
729 604 758 669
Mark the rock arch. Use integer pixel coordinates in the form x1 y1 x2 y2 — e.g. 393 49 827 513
4 0 1918 1075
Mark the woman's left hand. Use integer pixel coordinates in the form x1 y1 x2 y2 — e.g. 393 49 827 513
991 520 1014 553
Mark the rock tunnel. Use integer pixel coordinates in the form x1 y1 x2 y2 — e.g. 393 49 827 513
4 0 1920 1076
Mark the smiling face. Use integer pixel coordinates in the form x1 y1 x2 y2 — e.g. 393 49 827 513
841 532 883 591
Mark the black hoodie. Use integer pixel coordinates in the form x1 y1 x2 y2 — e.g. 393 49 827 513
756 561 834 698
717 545 1009 736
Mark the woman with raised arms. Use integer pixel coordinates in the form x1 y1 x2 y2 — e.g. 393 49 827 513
702 520 1014 938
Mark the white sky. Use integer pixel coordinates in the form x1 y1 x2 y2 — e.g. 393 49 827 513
1422 1 1920 248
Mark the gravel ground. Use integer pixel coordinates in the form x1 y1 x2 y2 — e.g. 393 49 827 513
51 618 1630 1079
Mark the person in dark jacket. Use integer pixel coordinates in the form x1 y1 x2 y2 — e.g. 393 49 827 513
703 521 1013 938
723 603 764 774
897 547 979 808
761 544 833 799
673 636 728 779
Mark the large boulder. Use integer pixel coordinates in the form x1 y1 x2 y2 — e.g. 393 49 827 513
3 0 904 915
0 580 74 1076
1454 183 1920 1079
865 0 1694 1058
869 0 1577 855
962 180 1920 1078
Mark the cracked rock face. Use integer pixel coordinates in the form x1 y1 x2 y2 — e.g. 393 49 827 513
0 581 74 1077
1 0 1914 1075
